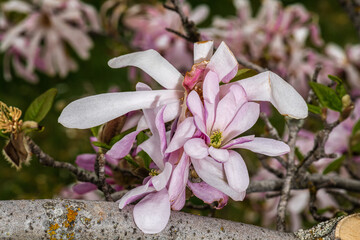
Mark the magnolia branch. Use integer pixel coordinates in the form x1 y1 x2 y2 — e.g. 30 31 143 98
26 137 116 199
277 120 301 231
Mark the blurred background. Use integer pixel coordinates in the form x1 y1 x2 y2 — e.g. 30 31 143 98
0 0 358 230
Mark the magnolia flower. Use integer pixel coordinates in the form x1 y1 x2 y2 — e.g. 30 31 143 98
116 105 189 234
167 73 290 200
1 0 100 81
58 40 307 130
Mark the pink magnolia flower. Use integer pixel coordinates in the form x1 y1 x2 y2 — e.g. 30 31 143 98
0 0 100 81
171 73 289 200
59 40 308 130
116 105 189 234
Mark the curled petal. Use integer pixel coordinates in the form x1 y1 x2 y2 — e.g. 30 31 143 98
207 41 238 83
139 135 165 170
58 90 182 129
223 151 249 193
235 71 308 119
168 153 190 203
230 137 290 156
187 181 228 209
184 138 208 160
108 50 183 90
133 189 171 234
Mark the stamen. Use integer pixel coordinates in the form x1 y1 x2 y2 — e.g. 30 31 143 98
149 169 160 176
0 101 23 136
210 130 223 148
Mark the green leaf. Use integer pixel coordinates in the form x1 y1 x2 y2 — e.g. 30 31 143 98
307 104 322 114
24 88 57 122
323 156 345 175
137 150 152 170
92 141 111 150
91 126 101 137
352 120 360 136
230 68 258 82
328 75 347 98
309 82 342 112
136 131 149 145
124 155 139 168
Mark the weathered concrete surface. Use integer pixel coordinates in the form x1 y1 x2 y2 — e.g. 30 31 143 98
0 199 297 239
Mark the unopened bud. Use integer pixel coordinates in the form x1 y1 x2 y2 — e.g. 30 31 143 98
98 115 127 144
342 94 352 109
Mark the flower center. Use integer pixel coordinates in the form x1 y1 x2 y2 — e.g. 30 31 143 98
0 102 23 136
149 169 160 176
210 130 223 148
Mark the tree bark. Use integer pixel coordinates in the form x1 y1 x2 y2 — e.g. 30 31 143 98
0 199 296 240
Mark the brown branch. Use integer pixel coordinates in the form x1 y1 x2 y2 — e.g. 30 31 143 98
309 185 331 222
307 64 322 103
163 0 201 43
26 137 116 198
258 155 284 178
260 112 281 141
237 56 267 73
276 119 301 231
327 189 360 206
96 153 113 201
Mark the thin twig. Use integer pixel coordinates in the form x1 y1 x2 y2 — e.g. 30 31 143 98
260 112 281 141
237 56 266 73
327 189 360 206
309 185 331 222
276 119 301 231
258 155 284 178
307 64 322 103
97 153 113 201
26 137 116 199
163 0 201 43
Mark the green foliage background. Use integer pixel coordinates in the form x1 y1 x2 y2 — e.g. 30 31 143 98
0 0 357 228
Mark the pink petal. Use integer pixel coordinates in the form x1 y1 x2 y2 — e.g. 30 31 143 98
207 41 238 83
133 189 170 234
184 138 209 160
186 90 205 126
208 147 230 162
73 182 97 194
194 40 213 64
118 181 155 208
187 181 228 209
155 105 167 154
151 162 172 191
166 117 196 153
59 90 183 129
106 131 140 160
75 154 96 171
203 71 220 133
171 188 186 211
191 157 246 201
222 135 255 149
139 135 165 170
108 49 183 90
212 84 247 131
230 137 290 156
223 102 260 143
223 150 249 192
168 152 190 203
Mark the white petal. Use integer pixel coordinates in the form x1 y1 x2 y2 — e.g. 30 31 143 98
108 50 184 90
208 147 230 162
58 90 182 129
230 137 290 156
166 117 196 153
194 40 213 64
118 181 155 209
236 71 308 119
133 189 170 234
207 41 238 83
184 138 209 159
223 151 249 192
